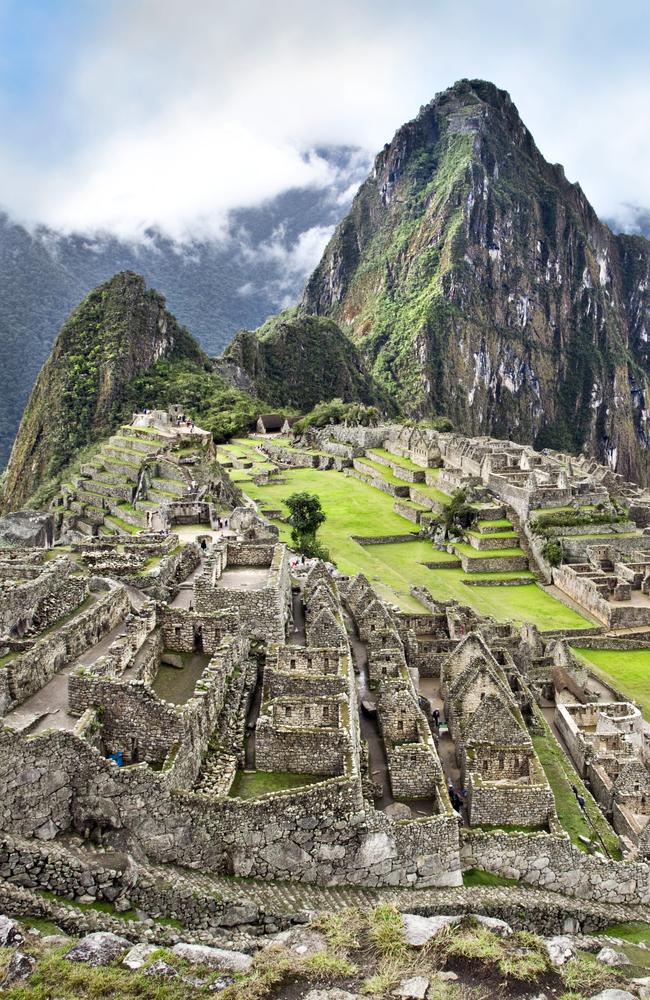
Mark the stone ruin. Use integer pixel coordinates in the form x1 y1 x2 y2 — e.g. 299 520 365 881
4 417 650 935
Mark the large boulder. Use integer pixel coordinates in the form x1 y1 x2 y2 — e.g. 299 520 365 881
543 935 576 966
122 943 159 970
596 946 630 966
402 914 460 947
64 931 131 966
0 915 23 947
171 942 253 973
1 951 36 987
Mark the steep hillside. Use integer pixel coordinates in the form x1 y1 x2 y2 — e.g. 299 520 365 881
2 272 207 510
220 310 394 412
302 79 650 484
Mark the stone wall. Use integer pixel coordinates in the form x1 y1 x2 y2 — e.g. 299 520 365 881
160 605 240 655
460 829 650 905
467 777 555 827
1 586 130 713
195 543 290 643
387 742 440 799
255 715 349 776
553 563 650 628
0 556 83 638
0 722 462 887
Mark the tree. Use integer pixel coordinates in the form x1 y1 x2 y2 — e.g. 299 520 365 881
286 491 328 559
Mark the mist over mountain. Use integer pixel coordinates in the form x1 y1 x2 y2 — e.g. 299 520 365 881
0 146 369 468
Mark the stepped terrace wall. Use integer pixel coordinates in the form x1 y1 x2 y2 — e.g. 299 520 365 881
0 723 461 887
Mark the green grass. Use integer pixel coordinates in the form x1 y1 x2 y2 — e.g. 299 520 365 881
243 463 592 627
104 514 140 535
599 921 650 946
572 647 650 719
229 770 323 798
477 518 513 529
466 529 519 541
355 457 410 486
367 447 424 473
454 542 526 559
531 716 621 857
462 868 518 887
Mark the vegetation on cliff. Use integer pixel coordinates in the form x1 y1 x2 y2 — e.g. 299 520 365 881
220 310 395 415
1 272 208 510
301 78 650 483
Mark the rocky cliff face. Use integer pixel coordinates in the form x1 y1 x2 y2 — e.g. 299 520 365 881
220 311 394 413
302 79 650 484
3 272 206 510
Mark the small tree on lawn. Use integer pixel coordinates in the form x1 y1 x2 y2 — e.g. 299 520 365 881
286 492 328 560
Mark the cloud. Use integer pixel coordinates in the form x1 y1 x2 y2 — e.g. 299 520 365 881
237 223 335 308
0 0 647 239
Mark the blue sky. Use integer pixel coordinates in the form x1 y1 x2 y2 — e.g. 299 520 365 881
0 0 647 240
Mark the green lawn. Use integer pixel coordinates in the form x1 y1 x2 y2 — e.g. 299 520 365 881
454 542 526 559
229 770 323 799
244 466 592 628
572 647 650 718
355 457 409 486
367 447 425 473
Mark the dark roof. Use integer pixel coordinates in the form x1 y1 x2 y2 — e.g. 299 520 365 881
258 414 284 430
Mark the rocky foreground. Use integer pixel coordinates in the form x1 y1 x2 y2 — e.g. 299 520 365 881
1 906 650 998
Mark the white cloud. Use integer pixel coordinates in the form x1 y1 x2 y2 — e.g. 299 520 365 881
0 0 647 239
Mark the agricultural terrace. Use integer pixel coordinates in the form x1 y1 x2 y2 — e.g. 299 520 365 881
231 441 591 629
572 647 650 719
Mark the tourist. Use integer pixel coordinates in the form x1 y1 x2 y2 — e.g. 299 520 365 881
432 707 440 728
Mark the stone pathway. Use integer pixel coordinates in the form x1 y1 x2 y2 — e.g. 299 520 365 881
145 861 650 930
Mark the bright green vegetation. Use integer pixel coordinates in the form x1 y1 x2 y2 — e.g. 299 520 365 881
462 868 518 887
600 921 650 946
531 716 621 858
367 447 423 472
3 272 207 511
223 312 392 418
244 463 592 627
355 457 409 486
573 647 650 718
103 514 140 535
477 518 513 529
229 770 323 799
453 542 526 559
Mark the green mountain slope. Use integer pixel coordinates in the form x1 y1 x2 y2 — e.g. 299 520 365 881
301 79 650 484
219 310 395 413
2 272 208 510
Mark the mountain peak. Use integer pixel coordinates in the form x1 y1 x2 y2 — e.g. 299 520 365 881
301 84 650 483
2 273 206 510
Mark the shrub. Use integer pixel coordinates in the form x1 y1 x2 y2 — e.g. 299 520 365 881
541 539 563 567
443 489 477 535
293 398 380 434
